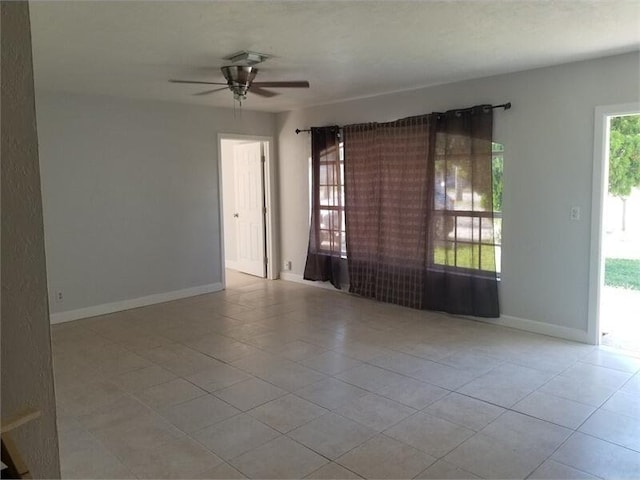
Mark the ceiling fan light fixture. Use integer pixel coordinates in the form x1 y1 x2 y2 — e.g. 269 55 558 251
221 65 258 84
170 55 308 106
221 65 258 101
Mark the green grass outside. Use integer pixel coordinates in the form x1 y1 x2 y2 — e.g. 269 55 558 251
434 244 497 272
605 258 640 290
433 249 639 287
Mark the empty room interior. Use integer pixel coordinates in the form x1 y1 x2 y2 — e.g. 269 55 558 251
3 1 640 479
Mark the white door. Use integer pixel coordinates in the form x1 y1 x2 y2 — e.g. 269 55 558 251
233 142 266 277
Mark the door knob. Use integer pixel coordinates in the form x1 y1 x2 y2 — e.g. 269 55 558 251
233 213 239 218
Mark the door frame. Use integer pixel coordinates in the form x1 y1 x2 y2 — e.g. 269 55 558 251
587 102 640 344
217 133 278 286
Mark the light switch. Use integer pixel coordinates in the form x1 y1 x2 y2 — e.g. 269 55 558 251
570 206 581 221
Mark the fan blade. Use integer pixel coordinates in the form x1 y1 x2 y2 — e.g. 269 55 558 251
169 79 228 85
193 87 229 96
251 81 310 88
249 86 279 98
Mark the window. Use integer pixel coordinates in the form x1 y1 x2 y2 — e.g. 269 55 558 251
305 127 344 288
309 141 503 271
311 142 346 257
432 142 503 274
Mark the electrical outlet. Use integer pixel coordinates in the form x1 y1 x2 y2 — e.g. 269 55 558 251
283 260 292 271
55 291 64 303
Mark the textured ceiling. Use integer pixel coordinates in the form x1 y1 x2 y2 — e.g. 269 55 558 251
30 1 640 112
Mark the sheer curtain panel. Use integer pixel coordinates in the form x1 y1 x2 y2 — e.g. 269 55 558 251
303 126 344 289
426 106 499 317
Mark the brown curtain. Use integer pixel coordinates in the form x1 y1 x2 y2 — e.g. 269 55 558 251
344 106 499 317
303 126 344 289
344 115 432 307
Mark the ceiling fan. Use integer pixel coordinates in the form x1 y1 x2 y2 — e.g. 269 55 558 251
170 59 310 105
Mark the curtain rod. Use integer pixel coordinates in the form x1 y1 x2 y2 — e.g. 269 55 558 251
295 102 512 134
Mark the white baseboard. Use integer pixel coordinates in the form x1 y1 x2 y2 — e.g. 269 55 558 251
50 283 224 324
478 314 590 343
279 272 349 292
280 272 589 343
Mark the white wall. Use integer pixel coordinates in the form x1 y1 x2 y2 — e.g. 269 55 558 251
1 2 60 477
37 91 275 319
276 52 640 340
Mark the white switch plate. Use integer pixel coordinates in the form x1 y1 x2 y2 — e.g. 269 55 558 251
570 206 581 221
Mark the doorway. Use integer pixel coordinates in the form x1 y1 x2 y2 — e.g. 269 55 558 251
219 135 277 284
589 103 640 350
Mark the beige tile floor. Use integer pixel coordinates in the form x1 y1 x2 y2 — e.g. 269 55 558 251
53 270 640 479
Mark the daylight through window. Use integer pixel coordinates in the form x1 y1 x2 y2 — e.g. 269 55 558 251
314 142 346 257
431 142 503 274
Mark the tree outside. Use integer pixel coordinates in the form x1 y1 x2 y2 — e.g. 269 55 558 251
601 114 640 350
604 114 640 293
608 114 640 231
491 143 504 213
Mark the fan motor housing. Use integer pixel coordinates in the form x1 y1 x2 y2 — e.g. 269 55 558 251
221 65 258 99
